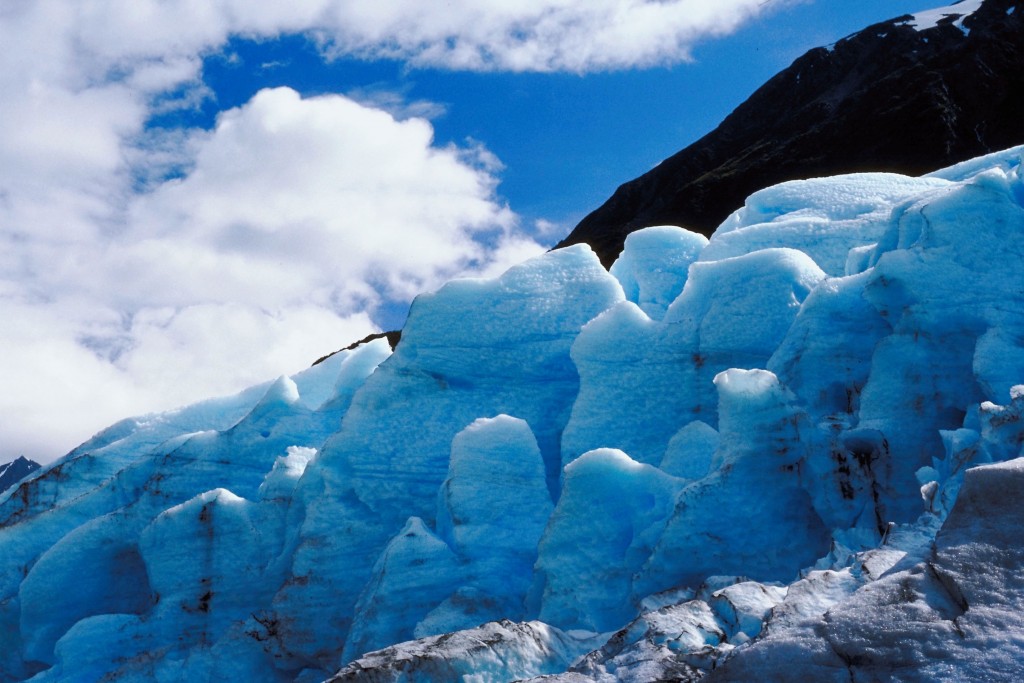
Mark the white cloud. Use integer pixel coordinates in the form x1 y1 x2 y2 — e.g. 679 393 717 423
125 87 521 303
344 86 449 121
0 85 529 462
0 0 790 462
0 296 378 462
115 304 378 406
314 0 794 72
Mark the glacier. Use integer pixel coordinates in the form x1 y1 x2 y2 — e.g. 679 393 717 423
1 144 1024 682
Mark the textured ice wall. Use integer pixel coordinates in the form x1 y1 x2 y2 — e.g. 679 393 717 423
3 146 1024 682
268 244 622 672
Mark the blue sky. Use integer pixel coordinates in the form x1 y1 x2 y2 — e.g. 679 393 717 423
159 1 931 237
0 0 948 463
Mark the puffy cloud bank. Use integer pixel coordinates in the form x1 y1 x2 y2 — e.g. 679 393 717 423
312 0 788 72
0 0 788 461
0 84 532 462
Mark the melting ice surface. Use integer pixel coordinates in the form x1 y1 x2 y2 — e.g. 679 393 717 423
2 144 1024 682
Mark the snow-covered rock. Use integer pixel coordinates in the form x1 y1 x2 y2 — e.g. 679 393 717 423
711 457 1024 681
329 620 595 683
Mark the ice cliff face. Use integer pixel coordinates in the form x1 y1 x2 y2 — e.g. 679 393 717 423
1 143 1023 682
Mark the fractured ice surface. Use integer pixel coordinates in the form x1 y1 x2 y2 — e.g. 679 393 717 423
711 457 1024 682
329 620 597 683
562 246 824 467
2 145 1024 682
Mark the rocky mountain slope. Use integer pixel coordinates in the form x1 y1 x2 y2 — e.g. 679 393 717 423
557 0 1024 265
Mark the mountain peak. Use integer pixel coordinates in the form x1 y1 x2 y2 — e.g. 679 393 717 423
0 456 41 497
556 0 1024 266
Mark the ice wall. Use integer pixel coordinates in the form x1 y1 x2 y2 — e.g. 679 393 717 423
2 145 1023 682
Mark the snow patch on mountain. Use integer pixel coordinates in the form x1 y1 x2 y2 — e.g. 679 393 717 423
902 0 985 32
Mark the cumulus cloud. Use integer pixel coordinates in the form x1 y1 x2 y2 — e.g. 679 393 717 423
126 88 518 304
3 1 794 81
0 0 790 462
315 0 796 72
0 297 377 462
0 84 532 461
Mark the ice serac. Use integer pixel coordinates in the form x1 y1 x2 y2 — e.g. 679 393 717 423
269 245 622 669
31 488 286 682
18 510 152 667
637 369 830 597
342 416 553 664
659 420 718 481
431 416 552 626
665 248 824 382
857 160 1024 521
334 244 621 504
704 174 951 276
0 339 391 681
765 271 893 536
343 517 463 662
138 489 276 650
768 271 889 421
535 448 681 632
608 226 707 321
562 247 824 467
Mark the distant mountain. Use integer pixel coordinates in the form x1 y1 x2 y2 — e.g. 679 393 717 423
557 0 1024 265
0 457 40 497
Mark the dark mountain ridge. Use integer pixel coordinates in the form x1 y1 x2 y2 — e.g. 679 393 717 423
0 457 41 497
557 0 1024 265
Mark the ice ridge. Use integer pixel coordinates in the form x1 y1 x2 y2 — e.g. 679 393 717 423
1 145 1023 682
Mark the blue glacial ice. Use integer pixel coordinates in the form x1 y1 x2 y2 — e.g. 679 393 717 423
1 145 1024 682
